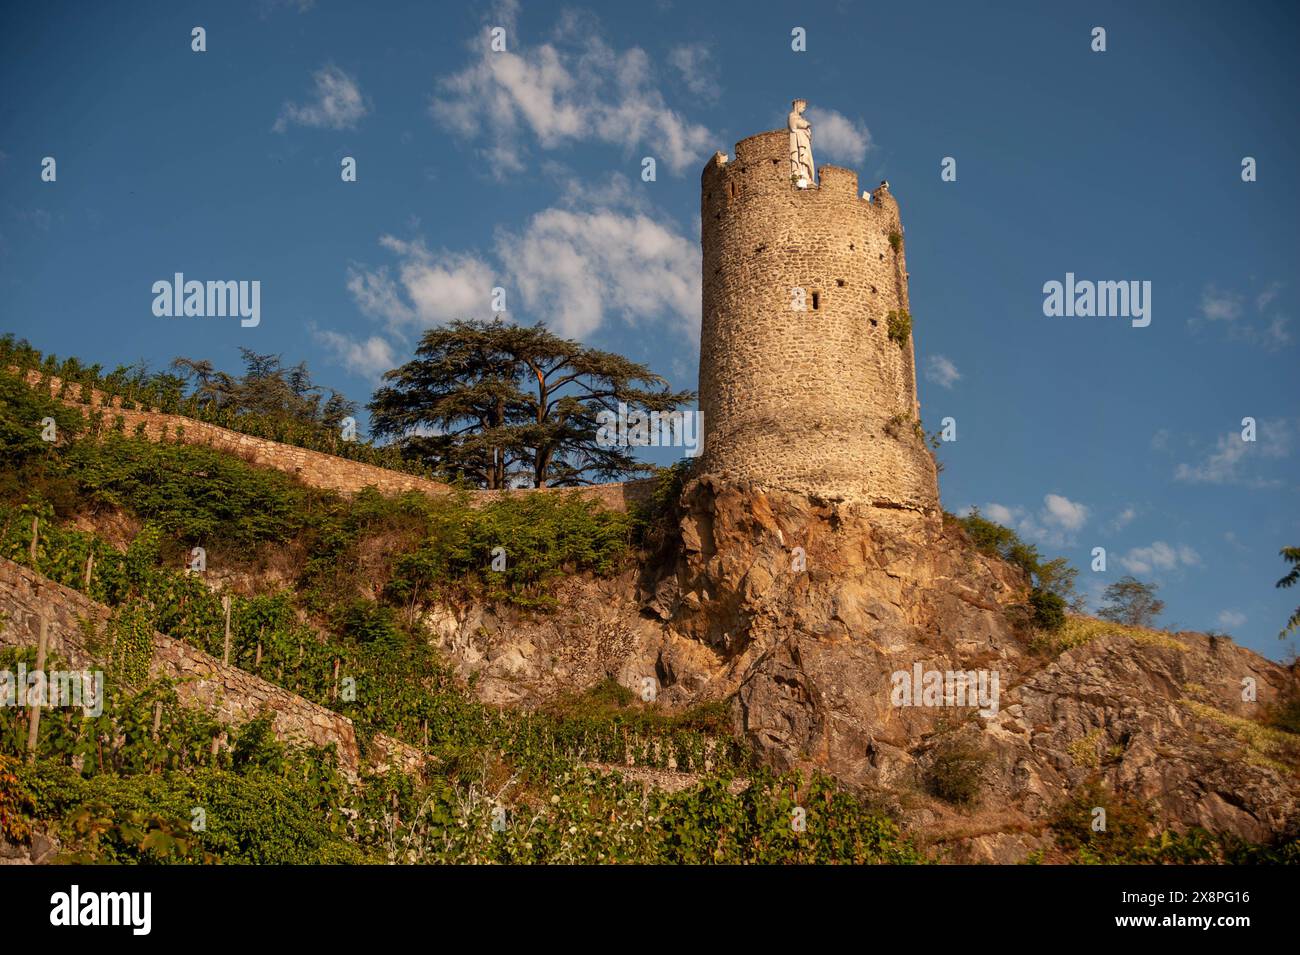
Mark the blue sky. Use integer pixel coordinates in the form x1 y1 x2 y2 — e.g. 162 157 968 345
1 0 1297 658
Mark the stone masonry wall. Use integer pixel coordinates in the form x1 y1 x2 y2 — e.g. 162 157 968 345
698 130 938 510
18 370 654 512
0 557 424 778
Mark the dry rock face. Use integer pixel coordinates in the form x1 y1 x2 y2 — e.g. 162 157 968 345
430 476 1300 861
653 478 1299 860
421 574 665 708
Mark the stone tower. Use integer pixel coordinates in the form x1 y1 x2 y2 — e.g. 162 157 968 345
697 126 939 511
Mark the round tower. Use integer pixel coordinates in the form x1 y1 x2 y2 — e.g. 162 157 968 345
697 127 939 511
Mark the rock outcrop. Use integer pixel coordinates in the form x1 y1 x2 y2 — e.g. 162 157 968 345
429 476 1300 861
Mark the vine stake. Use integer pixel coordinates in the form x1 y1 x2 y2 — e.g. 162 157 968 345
221 594 231 665
25 614 48 762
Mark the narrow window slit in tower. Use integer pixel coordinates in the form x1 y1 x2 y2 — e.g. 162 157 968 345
836 279 845 287
811 291 820 311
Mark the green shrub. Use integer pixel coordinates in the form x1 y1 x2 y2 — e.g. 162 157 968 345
0 370 84 467
1045 782 1258 863
67 436 320 546
386 491 633 609
630 459 693 549
1050 782 1164 863
958 508 1019 557
957 509 1081 613
926 738 988 806
37 764 361 864
331 598 403 647
0 754 32 842
1265 691 1300 735
886 310 912 346
1030 588 1067 632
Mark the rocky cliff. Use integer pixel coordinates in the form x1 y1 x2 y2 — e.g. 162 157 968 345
425 476 1300 861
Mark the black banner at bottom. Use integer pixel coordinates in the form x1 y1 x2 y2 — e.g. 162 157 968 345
0 863 1283 942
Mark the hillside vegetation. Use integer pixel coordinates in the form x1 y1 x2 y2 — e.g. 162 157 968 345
1 357 1295 864
0 365 922 864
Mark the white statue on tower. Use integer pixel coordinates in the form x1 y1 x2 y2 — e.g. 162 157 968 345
788 99 814 187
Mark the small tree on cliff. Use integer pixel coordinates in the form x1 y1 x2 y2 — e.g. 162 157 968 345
1277 546 1300 638
1098 576 1164 629
368 319 693 489
957 508 1082 612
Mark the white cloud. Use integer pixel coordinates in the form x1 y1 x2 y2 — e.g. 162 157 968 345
1261 315 1293 347
320 126 701 380
1199 285 1243 323
924 355 960 389
1216 609 1247 629
431 9 713 177
976 493 1089 546
805 107 873 165
667 43 720 101
335 186 699 351
385 237 499 327
1174 418 1292 487
345 264 416 328
982 503 1017 526
1118 541 1200 576
347 237 498 333
274 65 369 132
314 329 398 379
1105 506 1138 533
1193 282 1292 348
498 205 699 338
548 168 650 213
1174 433 1249 484
1042 493 1088 532
1257 281 1284 311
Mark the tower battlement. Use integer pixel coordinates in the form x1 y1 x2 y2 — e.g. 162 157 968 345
697 125 938 510
704 130 902 224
